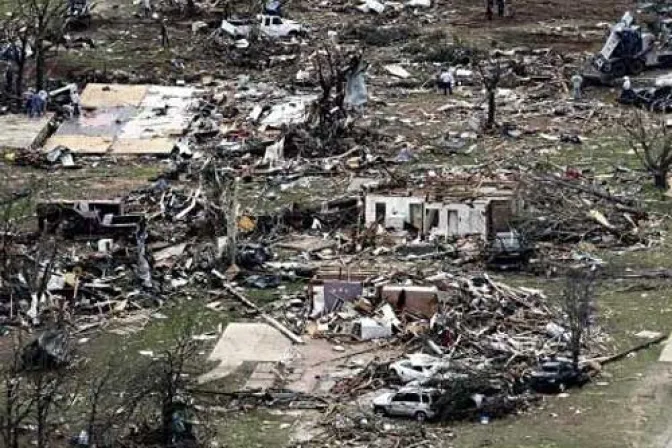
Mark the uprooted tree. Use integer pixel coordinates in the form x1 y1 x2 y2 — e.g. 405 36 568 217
623 110 672 189
560 268 596 368
283 47 369 158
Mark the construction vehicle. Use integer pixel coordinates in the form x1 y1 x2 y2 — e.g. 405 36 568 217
585 11 672 81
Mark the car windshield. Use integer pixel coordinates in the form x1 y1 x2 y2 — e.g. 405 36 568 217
492 233 522 251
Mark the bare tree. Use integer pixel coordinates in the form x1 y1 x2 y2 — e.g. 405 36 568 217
121 319 213 447
560 268 596 368
0 329 75 448
623 110 672 189
0 179 62 327
15 0 68 90
0 332 35 448
201 164 238 268
0 13 32 101
474 54 504 131
31 366 72 448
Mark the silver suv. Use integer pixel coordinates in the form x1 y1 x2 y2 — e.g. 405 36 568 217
372 388 440 422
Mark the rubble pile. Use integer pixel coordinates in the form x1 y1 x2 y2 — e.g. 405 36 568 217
319 272 606 387
516 172 654 247
4 0 672 443
428 273 587 372
291 411 452 448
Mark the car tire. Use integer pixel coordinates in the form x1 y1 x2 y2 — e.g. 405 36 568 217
415 411 427 423
288 30 299 38
374 406 386 416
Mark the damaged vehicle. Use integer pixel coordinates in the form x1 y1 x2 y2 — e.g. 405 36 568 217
527 359 590 393
390 354 450 384
618 84 672 112
219 15 307 39
373 387 441 422
485 231 533 270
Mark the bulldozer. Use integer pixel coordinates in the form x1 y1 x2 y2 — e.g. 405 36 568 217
584 11 672 82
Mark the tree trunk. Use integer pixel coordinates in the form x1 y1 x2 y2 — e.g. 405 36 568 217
36 402 46 448
35 40 46 92
15 37 28 99
654 171 669 190
87 401 98 447
162 388 174 444
486 88 496 129
571 338 580 368
15 58 25 97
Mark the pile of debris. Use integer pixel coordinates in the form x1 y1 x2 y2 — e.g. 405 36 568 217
516 172 653 247
291 410 453 448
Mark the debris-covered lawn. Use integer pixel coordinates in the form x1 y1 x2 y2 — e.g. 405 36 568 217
4 0 672 446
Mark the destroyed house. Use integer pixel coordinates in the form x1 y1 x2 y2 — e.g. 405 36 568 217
364 180 519 239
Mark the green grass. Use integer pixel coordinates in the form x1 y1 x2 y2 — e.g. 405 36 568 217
217 410 294 448
81 296 228 372
245 280 306 306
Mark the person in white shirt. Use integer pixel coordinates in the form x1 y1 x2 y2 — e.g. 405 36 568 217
142 0 152 17
70 86 81 117
437 68 454 95
38 90 48 115
620 75 635 102
571 73 583 100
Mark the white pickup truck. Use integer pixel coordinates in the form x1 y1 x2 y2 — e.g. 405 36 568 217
219 15 306 39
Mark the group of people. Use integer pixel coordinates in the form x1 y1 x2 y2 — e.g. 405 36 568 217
570 72 634 101
23 89 49 118
22 85 81 119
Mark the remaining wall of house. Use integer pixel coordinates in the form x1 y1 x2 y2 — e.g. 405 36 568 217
365 194 490 238
364 194 425 229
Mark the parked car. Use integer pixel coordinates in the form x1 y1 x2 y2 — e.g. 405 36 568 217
485 231 533 270
219 15 306 39
372 388 441 422
527 359 590 393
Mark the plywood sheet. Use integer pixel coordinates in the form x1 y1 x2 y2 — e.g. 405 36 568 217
80 84 148 109
111 137 174 155
43 135 113 154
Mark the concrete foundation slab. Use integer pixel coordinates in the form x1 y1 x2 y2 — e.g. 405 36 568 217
244 362 278 390
0 114 52 150
200 322 295 383
44 83 197 155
